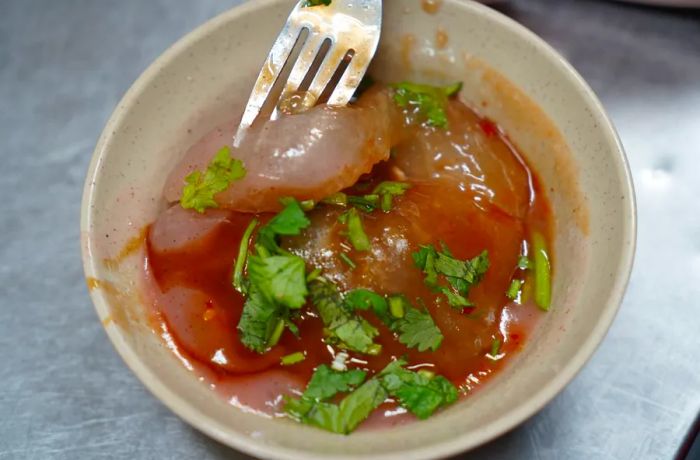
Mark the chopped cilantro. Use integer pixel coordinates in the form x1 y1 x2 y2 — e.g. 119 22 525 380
285 360 457 434
257 199 311 254
285 379 386 434
378 360 458 420
247 254 308 309
346 290 443 352
237 287 285 353
280 352 306 366
236 199 311 353
346 208 371 251
304 365 367 401
391 81 462 129
309 278 381 355
232 219 258 294
345 289 391 322
372 182 411 212
180 146 246 213
506 279 523 301
413 243 489 308
395 307 443 352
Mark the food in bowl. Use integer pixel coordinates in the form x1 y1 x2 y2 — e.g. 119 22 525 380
144 74 555 433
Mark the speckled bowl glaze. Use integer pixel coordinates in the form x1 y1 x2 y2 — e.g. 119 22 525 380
81 0 636 458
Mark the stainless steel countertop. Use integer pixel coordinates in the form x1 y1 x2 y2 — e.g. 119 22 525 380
1 1 698 459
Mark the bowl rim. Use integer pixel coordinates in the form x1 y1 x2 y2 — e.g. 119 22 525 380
81 0 637 458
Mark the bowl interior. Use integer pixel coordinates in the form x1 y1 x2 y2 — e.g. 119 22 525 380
81 0 635 458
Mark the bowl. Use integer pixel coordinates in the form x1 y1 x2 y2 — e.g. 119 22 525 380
81 0 636 458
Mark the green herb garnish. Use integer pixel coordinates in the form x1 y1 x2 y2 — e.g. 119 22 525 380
281 352 306 366
304 365 367 401
236 199 311 353
392 81 462 128
247 254 308 309
309 278 381 355
180 146 246 213
346 208 371 251
285 360 458 433
489 338 502 359
532 232 552 311
232 219 258 294
413 243 489 308
345 291 443 352
372 181 411 212
506 279 523 301
237 287 285 353
378 359 459 420
257 199 311 254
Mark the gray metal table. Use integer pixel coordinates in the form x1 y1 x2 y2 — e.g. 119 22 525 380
1 1 698 459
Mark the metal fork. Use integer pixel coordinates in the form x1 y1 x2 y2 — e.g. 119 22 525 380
233 0 382 147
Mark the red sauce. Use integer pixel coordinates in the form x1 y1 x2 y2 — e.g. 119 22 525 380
143 91 554 427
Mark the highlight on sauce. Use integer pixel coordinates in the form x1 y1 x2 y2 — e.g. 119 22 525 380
144 76 555 434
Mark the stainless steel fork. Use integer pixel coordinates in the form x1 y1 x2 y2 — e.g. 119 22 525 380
233 0 382 147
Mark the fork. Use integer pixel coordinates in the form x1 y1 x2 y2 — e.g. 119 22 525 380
233 0 382 147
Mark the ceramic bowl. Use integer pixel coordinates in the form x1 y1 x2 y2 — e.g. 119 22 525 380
81 0 636 458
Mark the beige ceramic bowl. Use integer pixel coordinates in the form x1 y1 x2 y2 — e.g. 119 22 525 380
81 0 636 458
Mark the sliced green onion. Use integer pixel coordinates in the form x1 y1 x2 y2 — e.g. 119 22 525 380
268 319 285 347
346 208 371 251
388 295 406 319
532 232 552 311
339 253 357 270
280 351 306 366
232 219 258 294
506 279 523 301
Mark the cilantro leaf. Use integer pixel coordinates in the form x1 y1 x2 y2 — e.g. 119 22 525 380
396 307 444 352
391 82 462 129
345 289 390 323
304 0 331 6
257 199 311 254
247 254 308 309
180 146 246 213
379 360 458 420
304 365 367 401
237 287 284 353
285 379 386 434
413 244 489 308
345 208 371 251
309 279 381 355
